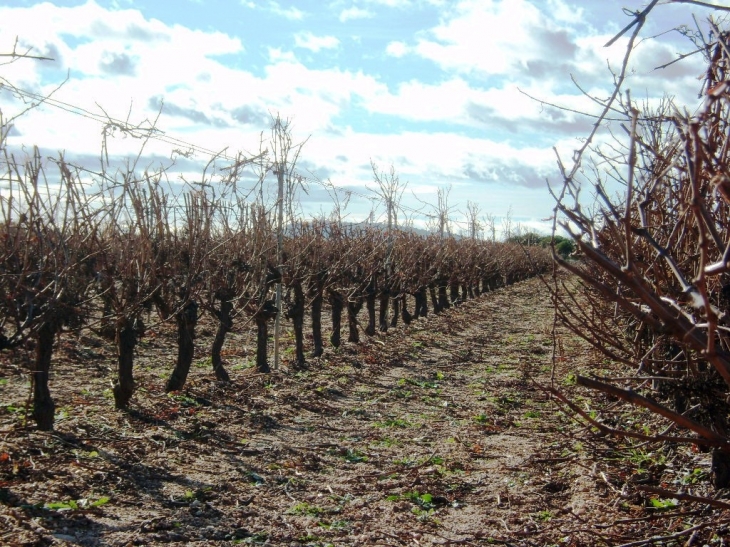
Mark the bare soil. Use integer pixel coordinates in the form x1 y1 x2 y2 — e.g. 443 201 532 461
1 276 727 546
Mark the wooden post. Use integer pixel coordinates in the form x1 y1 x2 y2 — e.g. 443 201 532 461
274 161 284 370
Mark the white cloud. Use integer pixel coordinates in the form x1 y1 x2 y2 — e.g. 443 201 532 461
241 1 306 20
302 130 557 224
546 0 584 23
413 0 552 76
385 0 698 115
339 7 374 22
354 75 600 140
3 0 700 231
570 33 702 107
361 0 412 7
385 41 409 57
259 61 385 131
0 2 244 155
0 1 242 79
268 47 298 63
267 1 306 20
0 0 593 217
294 32 340 52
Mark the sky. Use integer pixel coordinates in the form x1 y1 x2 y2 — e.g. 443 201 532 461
0 0 725 237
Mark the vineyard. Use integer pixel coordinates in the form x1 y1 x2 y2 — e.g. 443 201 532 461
0 47 561 546
5 1 730 546
0 138 551 429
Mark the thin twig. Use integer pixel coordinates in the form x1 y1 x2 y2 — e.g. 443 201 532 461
615 520 719 547
635 485 730 511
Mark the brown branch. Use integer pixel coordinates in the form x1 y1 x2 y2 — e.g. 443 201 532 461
576 375 729 447
556 227 730 387
541 383 729 448
654 45 706 70
671 0 730 11
604 0 661 47
615 520 719 547
0 53 54 61
516 87 625 122
635 485 730 510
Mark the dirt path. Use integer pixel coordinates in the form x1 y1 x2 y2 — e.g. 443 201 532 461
0 277 653 545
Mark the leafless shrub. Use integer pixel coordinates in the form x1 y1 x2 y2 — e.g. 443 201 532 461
0 147 99 429
551 4 730 488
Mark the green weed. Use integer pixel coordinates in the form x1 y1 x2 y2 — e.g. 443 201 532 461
374 417 411 428
535 510 553 521
232 360 254 371
44 496 110 511
167 393 200 407
318 519 350 530
288 501 324 516
342 448 368 463
392 388 413 399
373 437 400 448
681 468 708 485
628 449 666 469
195 357 213 369
407 378 439 389
232 531 268 544
649 497 678 510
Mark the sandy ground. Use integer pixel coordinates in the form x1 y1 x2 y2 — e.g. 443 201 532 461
1 276 727 546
